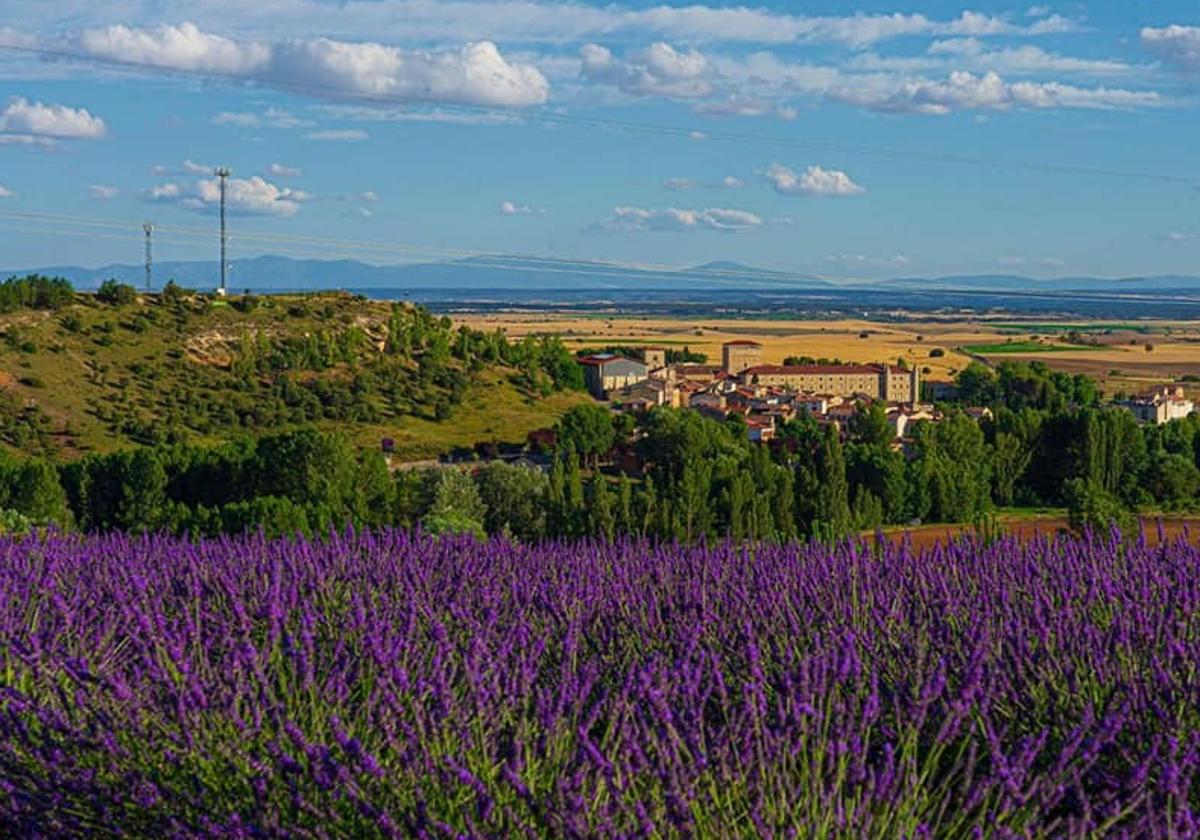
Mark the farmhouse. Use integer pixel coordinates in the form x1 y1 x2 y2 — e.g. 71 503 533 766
1120 386 1195 425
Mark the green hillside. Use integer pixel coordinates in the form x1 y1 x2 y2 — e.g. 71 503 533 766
0 279 589 461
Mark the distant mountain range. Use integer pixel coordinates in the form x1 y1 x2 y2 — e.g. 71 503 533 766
6 254 1200 295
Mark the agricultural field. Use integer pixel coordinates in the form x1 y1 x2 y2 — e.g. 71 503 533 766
1 529 1197 836
457 312 1200 395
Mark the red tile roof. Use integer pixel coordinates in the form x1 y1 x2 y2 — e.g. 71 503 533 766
742 364 882 376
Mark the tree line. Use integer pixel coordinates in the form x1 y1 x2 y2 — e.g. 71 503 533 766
2 384 1197 540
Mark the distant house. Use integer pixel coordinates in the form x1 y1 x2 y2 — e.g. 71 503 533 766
1119 387 1195 425
674 364 724 382
613 377 674 408
577 353 649 399
745 416 776 443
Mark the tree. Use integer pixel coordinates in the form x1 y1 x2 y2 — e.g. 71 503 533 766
476 461 548 542
1065 478 1135 535
558 404 616 466
813 425 852 538
586 473 616 541
1 459 69 526
850 401 893 450
423 469 486 538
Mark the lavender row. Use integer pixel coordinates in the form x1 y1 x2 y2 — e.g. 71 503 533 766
0 528 1197 837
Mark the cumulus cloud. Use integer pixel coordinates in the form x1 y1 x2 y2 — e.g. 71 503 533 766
144 173 308 217
0 184 15 198
76 22 270 74
499 200 544 215
1142 25 1200 72
88 184 119 199
304 129 369 141
68 23 549 108
599 205 763 233
0 97 106 143
764 163 866 196
720 175 745 189
266 163 302 177
580 42 712 99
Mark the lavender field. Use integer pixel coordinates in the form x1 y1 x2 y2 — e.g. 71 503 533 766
0 529 1197 837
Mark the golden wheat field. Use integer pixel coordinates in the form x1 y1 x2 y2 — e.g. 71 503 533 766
454 313 1200 394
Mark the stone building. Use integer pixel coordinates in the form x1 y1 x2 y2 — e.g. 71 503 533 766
739 364 920 405
721 340 763 375
577 353 649 399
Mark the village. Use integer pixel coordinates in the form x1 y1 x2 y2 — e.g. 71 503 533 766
576 339 1196 447
578 340 975 446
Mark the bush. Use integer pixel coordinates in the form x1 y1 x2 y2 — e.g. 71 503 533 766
96 280 137 306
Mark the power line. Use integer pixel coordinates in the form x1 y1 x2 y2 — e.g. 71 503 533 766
0 41 1194 187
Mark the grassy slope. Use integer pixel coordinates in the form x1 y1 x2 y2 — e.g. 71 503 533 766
0 293 589 461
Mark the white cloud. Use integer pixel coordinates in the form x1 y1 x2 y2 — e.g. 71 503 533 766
304 129 369 141
1142 25 1200 72
599 205 763 233
720 175 745 189
764 163 866 196
147 182 184 200
854 39 1138 76
309 104 518 125
2 3 1089 49
357 190 380 203
65 22 548 108
1162 230 1196 242
88 184 119 199
692 94 796 119
0 96 106 140
193 175 306 216
213 107 307 128
182 158 214 174
829 70 1161 114
580 42 712 99
0 184 15 198
663 177 695 191
144 173 307 216
75 22 271 74
266 163 302 177
499 200 545 215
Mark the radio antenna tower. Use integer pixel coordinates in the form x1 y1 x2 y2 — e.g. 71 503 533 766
142 223 154 291
215 166 231 294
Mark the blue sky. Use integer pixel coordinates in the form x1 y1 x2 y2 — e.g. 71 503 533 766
1 1 1198 281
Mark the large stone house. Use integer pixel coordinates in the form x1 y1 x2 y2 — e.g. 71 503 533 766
738 363 920 405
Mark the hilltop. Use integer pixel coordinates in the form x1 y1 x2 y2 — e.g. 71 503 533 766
0 279 589 461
